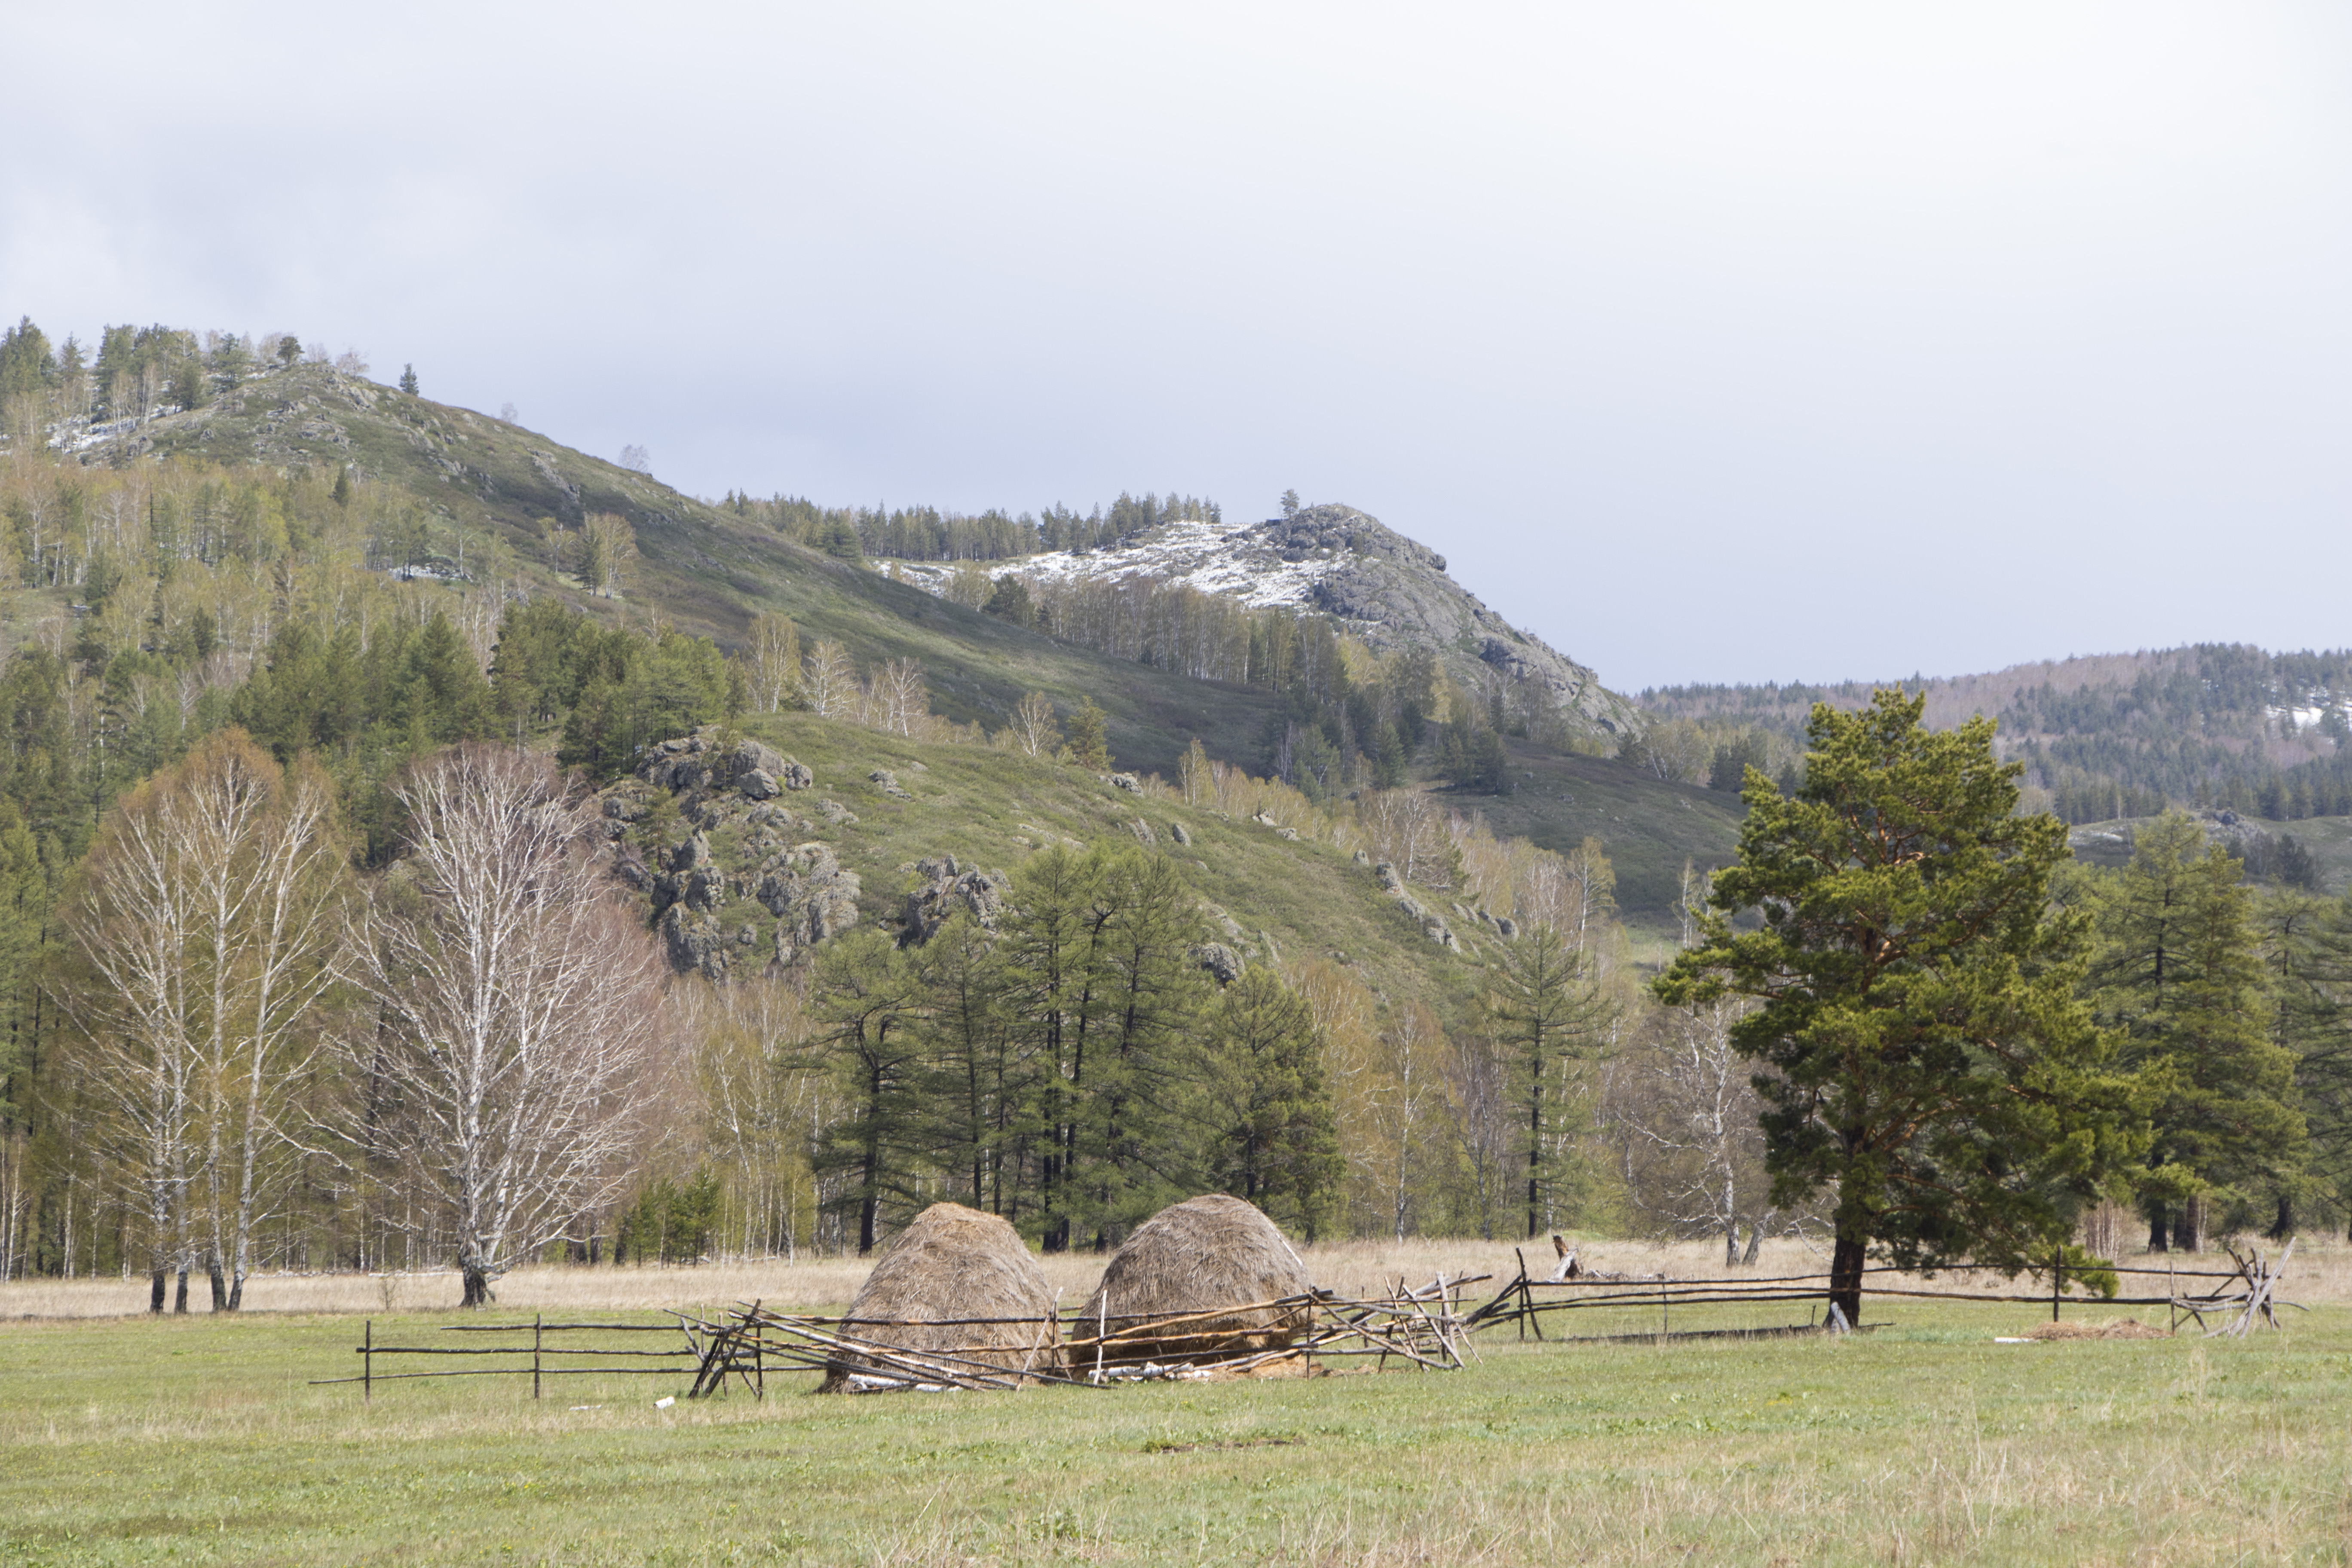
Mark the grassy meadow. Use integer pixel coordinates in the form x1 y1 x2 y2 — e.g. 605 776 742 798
5 1237 2349 1566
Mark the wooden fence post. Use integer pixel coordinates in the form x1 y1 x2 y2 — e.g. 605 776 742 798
363 1318 372 1405
533 1314 543 1400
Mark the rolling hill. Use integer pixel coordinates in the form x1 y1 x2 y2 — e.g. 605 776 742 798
39 354 1733 922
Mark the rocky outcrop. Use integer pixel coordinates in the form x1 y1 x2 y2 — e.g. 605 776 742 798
661 905 763 981
753 843 864 964
601 729 864 977
902 856 1011 944
640 729 809 797
1191 943 1245 985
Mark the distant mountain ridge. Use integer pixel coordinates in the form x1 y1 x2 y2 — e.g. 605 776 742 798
1644 643 2352 826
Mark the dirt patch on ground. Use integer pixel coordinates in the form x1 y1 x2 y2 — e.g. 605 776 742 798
2023 1318 2171 1341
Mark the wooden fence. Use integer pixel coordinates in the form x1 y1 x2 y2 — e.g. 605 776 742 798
1461 1241 2303 1342
312 1315 706 1402
316 1274 1486 1401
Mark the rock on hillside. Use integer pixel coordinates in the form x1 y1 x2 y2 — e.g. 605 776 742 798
600 729 864 980
896 502 1641 738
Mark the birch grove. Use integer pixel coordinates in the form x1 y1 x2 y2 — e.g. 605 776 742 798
62 731 349 1311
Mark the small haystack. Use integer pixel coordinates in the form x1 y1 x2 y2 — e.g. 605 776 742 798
819 1203 1060 1391
1078 1194 1316 1367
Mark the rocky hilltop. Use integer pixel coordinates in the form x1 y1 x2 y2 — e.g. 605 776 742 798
899 502 1641 738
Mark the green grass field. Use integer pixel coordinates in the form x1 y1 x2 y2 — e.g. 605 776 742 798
4 1296 2347 1566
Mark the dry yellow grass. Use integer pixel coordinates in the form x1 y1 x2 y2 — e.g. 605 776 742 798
8 1227 2338 1320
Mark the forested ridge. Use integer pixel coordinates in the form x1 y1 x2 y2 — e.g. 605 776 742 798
1642 644 2352 827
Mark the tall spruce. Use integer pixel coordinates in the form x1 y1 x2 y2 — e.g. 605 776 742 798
1068 847 1210 1246
1200 967 1341 1239
2086 813 2307 1249
809 931 929 1255
1482 921 1611 1239
2253 887 2352 1236
1657 689 2149 1326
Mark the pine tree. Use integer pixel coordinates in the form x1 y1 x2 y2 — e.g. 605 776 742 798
2088 813 2307 1249
1069 848 1211 1244
1483 921 1611 1238
2254 888 2352 1235
1201 967 1341 1238
398 364 419 395
0 801 43 1128
1063 698 1112 772
1657 689 2150 1325
998 845 1108 1251
809 931 928 1254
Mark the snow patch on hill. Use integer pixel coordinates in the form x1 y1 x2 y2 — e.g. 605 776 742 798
883 514 1353 614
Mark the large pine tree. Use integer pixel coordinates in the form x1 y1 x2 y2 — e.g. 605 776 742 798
1657 689 2149 1325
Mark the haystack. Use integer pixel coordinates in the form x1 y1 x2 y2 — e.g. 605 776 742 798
818 1203 1060 1391
1078 1194 1316 1367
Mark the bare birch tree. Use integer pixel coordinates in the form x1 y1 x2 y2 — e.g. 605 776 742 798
1357 789 1450 887
802 639 857 719
62 731 349 1312
682 977 827 1259
577 512 638 598
1616 991 1770 1263
1007 691 1062 757
866 657 928 738
349 746 666 1306
748 611 801 712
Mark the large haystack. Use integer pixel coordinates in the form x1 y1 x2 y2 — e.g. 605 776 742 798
818 1203 1060 1391
1078 1194 1316 1367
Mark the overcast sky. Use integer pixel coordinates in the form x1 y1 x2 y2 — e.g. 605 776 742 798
4 3 2347 692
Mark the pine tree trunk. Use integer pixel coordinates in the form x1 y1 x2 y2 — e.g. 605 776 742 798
1828 1233 1865 1328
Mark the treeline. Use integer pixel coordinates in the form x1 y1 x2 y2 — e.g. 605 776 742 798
584 798 2352 1268
1642 646 2352 827
1 316 367 449
2061 814 2352 1246
717 489 1222 563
